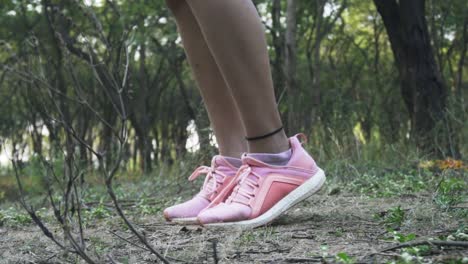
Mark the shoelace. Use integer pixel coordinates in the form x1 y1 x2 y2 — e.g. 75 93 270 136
188 166 226 198
226 165 261 206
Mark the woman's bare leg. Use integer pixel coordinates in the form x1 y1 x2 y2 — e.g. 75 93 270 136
186 0 289 153
166 0 247 158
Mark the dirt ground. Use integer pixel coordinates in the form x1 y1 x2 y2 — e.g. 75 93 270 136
1 192 466 263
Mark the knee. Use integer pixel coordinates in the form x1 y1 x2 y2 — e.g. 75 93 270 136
165 0 185 13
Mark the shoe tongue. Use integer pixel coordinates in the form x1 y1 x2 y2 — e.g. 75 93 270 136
241 154 268 167
212 156 242 177
213 155 241 168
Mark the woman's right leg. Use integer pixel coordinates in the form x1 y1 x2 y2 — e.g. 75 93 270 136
165 0 247 158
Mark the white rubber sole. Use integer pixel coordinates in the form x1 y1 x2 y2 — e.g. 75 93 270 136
202 168 326 229
170 217 198 225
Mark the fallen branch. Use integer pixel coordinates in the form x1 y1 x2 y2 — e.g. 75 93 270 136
381 240 468 252
258 256 326 263
210 238 219 264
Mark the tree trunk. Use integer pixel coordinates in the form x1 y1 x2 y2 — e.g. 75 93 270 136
456 18 467 111
311 0 326 126
285 0 298 133
373 0 448 155
128 44 153 173
271 0 285 102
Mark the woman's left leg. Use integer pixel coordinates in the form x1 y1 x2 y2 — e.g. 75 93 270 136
166 0 247 158
163 0 246 223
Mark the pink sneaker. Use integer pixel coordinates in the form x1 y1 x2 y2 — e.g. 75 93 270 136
163 156 239 224
197 134 326 228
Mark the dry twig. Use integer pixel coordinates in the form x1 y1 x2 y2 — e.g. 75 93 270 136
381 240 468 252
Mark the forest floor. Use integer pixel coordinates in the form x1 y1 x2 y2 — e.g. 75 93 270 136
1 191 467 263
0 160 467 263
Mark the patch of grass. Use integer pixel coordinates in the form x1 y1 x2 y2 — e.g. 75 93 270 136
374 205 406 229
345 169 430 197
88 236 109 256
0 206 32 226
136 198 163 215
237 227 278 246
89 203 112 219
238 231 256 245
434 177 467 209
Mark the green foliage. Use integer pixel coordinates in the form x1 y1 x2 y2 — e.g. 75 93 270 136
374 205 406 229
336 252 356 264
403 245 431 256
434 178 467 209
88 236 108 256
390 231 416 243
85 201 111 221
0 207 32 226
88 203 111 220
136 198 162 215
446 226 468 242
333 226 345 237
337 166 431 198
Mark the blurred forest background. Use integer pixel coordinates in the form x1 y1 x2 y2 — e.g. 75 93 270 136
0 0 467 199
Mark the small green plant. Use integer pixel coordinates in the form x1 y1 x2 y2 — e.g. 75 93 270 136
385 206 406 228
403 245 431 256
391 230 416 243
319 244 329 258
239 231 256 245
374 205 406 228
88 236 108 255
88 203 111 219
397 252 423 263
336 252 355 264
136 199 162 215
334 227 345 237
434 178 466 208
446 226 468 241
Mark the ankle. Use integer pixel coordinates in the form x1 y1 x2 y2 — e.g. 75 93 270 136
247 131 289 153
218 137 248 158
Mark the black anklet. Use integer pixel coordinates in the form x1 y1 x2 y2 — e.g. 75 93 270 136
245 126 284 141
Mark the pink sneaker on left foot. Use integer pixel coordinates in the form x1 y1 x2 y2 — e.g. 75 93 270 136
197 134 326 228
163 155 239 224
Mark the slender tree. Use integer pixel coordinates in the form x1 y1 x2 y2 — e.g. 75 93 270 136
285 0 299 132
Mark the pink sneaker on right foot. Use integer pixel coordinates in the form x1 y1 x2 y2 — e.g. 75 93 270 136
197 134 326 229
163 156 239 224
